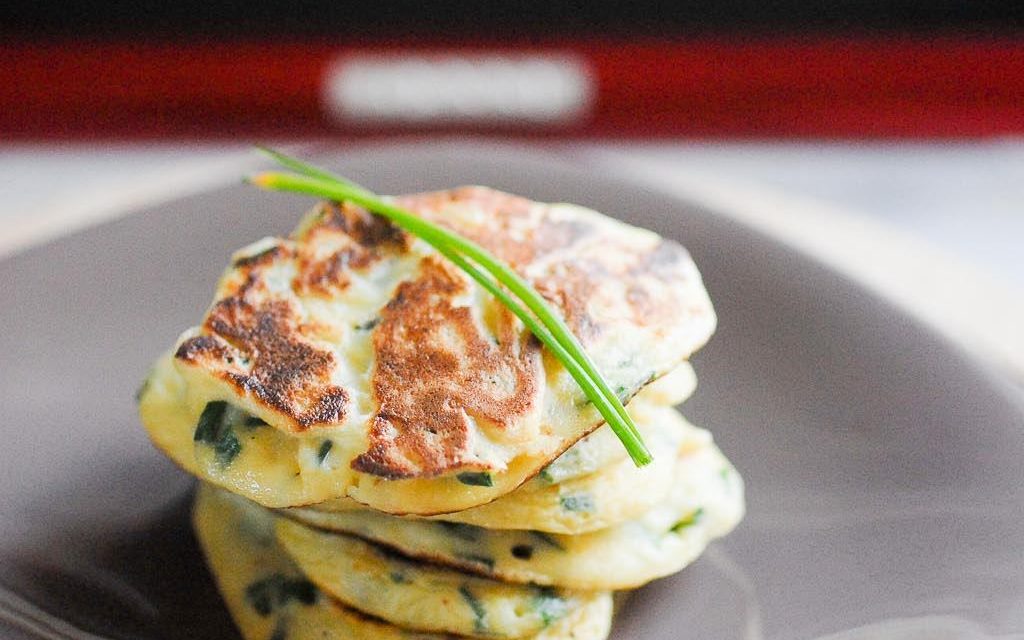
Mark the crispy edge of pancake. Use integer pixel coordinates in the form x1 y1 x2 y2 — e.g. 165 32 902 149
275 518 584 639
533 362 698 486
310 404 697 534
192 484 612 640
141 352 690 514
423 404 692 533
281 434 744 590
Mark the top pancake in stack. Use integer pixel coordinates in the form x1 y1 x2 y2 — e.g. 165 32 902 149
138 187 716 514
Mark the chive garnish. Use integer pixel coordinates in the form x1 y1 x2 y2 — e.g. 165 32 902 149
247 147 652 467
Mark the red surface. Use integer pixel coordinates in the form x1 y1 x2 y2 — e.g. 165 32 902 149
2 38 1022 138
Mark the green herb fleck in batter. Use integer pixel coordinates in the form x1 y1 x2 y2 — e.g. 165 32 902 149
669 507 704 533
456 471 493 487
193 401 242 466
533 587 568 627
559 494 595 513
529 531 565 551
389 571 410 584
316 439 333 465
438 521 483 542
458 585 488 634
355 317 381 331
245 574 318 616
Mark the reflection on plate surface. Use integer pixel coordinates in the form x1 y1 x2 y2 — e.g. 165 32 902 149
0 143 1022 639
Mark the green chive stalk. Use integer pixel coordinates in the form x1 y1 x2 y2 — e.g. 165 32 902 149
248 148 652 467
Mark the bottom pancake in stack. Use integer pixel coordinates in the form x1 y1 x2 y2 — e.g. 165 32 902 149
192 369 744 640
194 486 614 640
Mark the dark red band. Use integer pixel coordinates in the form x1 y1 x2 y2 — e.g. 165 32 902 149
3 37 1021 138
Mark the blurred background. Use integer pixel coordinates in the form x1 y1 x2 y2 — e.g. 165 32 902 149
3 0 1023 138
1 0 1023 369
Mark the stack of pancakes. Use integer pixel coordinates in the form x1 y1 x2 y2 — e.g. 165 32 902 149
139 187 744 639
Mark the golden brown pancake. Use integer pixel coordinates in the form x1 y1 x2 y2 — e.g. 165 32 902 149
193 483 614 640
283 427 745 590
141 187 716 512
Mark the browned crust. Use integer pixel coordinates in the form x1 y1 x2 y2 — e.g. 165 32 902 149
174 203 414 431
232 244 289 269
352 257 543 478
176 282 350 429
393 187 593 276
293 202 410 298
395 187 695 337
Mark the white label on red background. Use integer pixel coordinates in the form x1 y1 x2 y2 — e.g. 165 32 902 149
322 53 593 127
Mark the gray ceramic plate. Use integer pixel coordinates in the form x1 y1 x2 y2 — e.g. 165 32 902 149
1 143 1022 640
